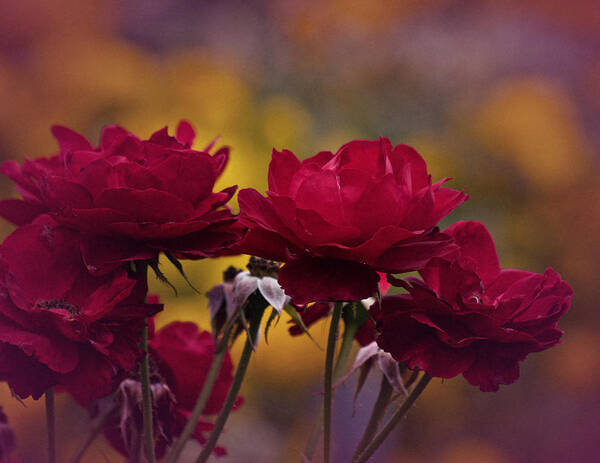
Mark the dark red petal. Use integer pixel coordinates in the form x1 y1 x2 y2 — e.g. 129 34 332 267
80 236 156 275
238 188 290 235
375 231 458 273
176 120 196 147
336 138 393 178
351 174 403 236
94 188 194 223
389 144 429 191
294 169 345 225
100 125 131 149
50 125 93 152
430 186 469 226
312 225 416 264
60 351 115 405
376 310 476 379
484 269 535 304
40 176 94 210
233 227 294 262
278 257 379 305
462 347 523 392
150 322 234 414
107 220 210 240
0 316 79 374
0 343 56 400
155 221 243 259
301 150 335 168
268 149 301 195
444 221 501 286
149 153 217 205
0 199 45 225
78 159 161 197
1 222 82 306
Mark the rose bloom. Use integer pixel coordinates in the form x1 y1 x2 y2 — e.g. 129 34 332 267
0 216 162 404
0 121 242 274
103 322 239 459
375 221 572 391
237 138 467 304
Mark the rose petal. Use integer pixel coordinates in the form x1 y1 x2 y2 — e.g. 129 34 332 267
257 277 288 314
278 257 379 305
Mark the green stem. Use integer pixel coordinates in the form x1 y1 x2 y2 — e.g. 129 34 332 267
303 310 356 462
323 302 343 463
45 389 55 463
352 374 431 463
70 405 118 463
140 322 156 463
351 375 393 459
165 325 233 463
195 300 266 463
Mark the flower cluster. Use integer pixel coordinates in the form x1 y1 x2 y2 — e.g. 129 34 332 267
240 139 571 391
0 123 572 462
0 121 243 460
374 221 572 391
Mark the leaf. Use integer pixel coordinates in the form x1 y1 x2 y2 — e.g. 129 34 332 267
164 252 201 294
264 308 280 345
148 259 177 296
239 305 259 351
284 305 322 350
353 359 374 416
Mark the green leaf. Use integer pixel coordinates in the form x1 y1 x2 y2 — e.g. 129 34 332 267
284 305 322 350
148 259 177 296
164 252 201 294
264 308 280 345
342 301 370 330
239 305 259 351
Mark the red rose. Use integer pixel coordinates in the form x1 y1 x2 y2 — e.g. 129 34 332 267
149 322 236 415
103 322 239 459
0 216 162 404
375 221 572 391
238 138 467 304
0 121 242 274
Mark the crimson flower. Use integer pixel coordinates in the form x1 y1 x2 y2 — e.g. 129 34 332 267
103 322 239 459
0 121 242 274
0 216 162 404
375 221 572 391
237 138 467 304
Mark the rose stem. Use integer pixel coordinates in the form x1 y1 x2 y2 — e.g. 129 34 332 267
69 404 118 463
323 302 343 463
140 322 157 463
303 306 357 462
165 324 234 463
45 388 56 463
195 296 267 463
352 374 431 463
351 375 394 459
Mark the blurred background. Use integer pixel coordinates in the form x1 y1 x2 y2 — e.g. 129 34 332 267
0 0 599 461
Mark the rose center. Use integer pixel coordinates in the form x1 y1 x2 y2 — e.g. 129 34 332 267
34 299 79 315
247 256 280 278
